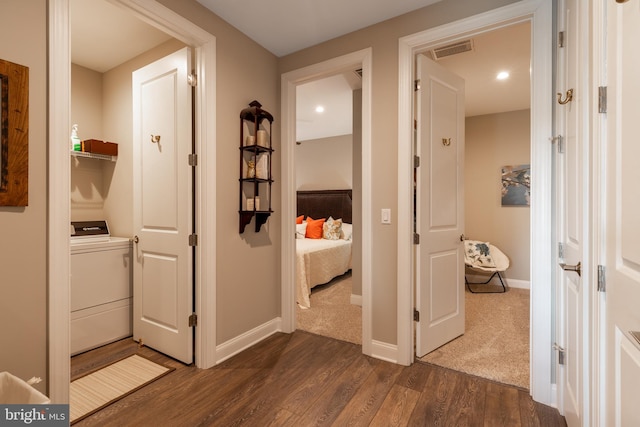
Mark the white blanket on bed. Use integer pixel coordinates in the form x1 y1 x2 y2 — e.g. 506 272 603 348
296 238 352 308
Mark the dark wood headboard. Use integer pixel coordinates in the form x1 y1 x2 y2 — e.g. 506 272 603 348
297 189 352 224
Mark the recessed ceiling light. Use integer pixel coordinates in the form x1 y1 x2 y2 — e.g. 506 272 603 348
496 71 510 80
315 105 325 113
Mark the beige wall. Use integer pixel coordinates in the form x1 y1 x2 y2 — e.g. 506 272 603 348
157 0 280 343
71 64 106 221
70 40 188 230
352 89 363 297
465 110 531 282
101 38 187 237
0 0 527 395
71 64 103 140
296 134 353 190
0 0 48 394
279 0 519 343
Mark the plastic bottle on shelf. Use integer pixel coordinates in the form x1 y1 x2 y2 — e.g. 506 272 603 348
70 124 82 151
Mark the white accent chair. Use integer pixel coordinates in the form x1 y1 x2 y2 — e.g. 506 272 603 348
464 241 510 293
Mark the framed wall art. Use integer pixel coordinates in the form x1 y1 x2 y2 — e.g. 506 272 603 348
501 164 530 207
0 58 29 206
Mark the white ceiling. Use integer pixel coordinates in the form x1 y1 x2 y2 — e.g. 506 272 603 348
71 1 530 140
70 0 172 73
297 21 531 141
196 0 443 57
435 22 531 118
296 72 362 142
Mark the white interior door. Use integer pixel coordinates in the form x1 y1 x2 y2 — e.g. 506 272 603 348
415 54 465 357
556 0 587 424
605 2 640 426
132 47 193 364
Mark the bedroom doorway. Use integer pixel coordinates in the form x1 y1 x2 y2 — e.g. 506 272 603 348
415 22 533 390
293 74 362 345
398 0 554 403
280 48 373 356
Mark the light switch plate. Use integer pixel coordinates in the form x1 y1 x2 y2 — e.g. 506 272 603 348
381 208 391 224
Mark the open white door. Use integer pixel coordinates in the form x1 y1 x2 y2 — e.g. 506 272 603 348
604 2 640 426
132 47 194 364
556 0 588 424
415 54 465 357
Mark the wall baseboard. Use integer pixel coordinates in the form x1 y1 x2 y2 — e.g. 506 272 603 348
351 294 362 306
506 278 530 290
216 318 282 363
465 273 530 290
371 340 398 364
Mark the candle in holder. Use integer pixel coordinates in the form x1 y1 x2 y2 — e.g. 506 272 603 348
245 135 255 146
256 130 268 147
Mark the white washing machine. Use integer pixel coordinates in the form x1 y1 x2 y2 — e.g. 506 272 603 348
70 221 132 355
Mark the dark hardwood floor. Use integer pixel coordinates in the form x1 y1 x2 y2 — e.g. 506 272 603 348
71 331 566 426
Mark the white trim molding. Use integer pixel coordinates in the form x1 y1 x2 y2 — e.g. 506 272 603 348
48 0 71 404
504 278 531 290
280 48 373 356
371 340 399 364
48 0 218 402
350 294 363 306
216 319 282 363
109 0 219 369
397 0 554 405
464 274 531 290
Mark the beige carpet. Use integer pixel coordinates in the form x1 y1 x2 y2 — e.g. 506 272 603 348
70 354 173 424
296 272 362 345
419 287 530 389
296 274 529 389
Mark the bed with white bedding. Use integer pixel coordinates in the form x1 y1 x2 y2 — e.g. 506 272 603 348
296 189 353 308
295 237 352 308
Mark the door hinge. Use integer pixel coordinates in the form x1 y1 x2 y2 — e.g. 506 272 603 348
188 153 198 166
414 79 421 91
598 86 607 113
413 233 420 244
188 73 197 87
558 31 565 48
558 242 565 260
597 265 606 292
414 309 420 322
189 234 198 246
553 343 566 365
414 155 420 168
550 135 565 154
188 313 197 327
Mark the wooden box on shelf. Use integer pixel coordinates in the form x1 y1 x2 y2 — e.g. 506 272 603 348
239 100 274 233
82 139 118 156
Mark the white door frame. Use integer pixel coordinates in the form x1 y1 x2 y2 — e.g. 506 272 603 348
280 49 373 356
398 0 554 405
48 0 217 403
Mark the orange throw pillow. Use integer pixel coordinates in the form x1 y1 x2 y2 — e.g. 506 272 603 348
296 215 304 224
305 217 325 239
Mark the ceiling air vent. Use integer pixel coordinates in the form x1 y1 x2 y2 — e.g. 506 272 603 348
431 39 474 60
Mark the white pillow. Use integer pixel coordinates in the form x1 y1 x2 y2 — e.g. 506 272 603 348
341 223 353 240
464 240 495 267
295 223 307 239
